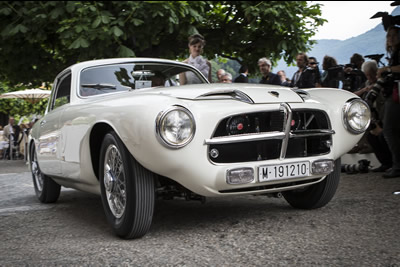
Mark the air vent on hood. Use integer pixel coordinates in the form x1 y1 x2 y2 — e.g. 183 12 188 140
196 89 254 104
293 89 310 99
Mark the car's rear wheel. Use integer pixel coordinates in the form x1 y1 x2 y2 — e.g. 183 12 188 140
30 143 61 203
99 131 155 239
283 159 341 209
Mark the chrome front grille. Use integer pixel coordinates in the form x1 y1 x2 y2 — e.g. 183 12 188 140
205 103 334 164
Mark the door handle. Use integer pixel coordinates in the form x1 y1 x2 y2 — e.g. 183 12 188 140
40 120 47 127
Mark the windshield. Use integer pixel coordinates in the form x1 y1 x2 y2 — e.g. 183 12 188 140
79 62 207 97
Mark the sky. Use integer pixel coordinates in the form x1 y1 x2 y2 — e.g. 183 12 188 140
311 1 396 40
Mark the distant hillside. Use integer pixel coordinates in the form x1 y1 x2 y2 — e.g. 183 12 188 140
308 25 386 66
275 6 400 78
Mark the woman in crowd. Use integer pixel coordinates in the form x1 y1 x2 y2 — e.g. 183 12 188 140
376 26 400 178
179 34 212 84
321 55 340 88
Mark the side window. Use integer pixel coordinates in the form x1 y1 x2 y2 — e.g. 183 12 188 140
51 73 71 110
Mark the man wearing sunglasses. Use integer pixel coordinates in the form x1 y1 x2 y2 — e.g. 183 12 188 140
308 57 322 87
290 53 321 89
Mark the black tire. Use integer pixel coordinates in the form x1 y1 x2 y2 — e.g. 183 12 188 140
283 159 341 209
30 143 61 203
99 131 155 239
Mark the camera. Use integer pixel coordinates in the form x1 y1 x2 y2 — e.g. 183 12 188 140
364 87 380 108
365 54 385 66
304 66 320 78
370 1 400 30
324 65 344 88
341 159 370 174
342 64 366 92
365 71 398 106
371 11 400 31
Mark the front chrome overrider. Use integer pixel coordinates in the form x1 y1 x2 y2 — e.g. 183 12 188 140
279 103 292 160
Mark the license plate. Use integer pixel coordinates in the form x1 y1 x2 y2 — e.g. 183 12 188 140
258 161 310 182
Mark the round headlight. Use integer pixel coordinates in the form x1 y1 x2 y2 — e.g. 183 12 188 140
343 99 371 134
156 106 196 148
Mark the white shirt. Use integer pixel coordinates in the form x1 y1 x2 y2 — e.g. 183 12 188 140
185 55 210 84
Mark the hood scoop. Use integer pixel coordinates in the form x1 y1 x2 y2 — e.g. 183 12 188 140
196 89 254 104
146 84 304 104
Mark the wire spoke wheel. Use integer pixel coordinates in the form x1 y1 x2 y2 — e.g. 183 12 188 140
100 131 155 239
103 144 126 218
29 143 61 203
31 150 44 192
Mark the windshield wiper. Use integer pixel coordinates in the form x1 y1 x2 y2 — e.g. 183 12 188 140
81 83 117 90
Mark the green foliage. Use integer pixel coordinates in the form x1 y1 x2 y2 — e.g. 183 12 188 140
211 57 241 82
0 1 325 86
200 1 325 73
0 82 48 117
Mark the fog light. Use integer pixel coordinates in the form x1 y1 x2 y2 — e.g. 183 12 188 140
312 160 334 175
325 140 332 148
210 148 219 158
226 168 254 184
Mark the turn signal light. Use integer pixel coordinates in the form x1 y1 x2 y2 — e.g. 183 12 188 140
312 160 334 175
226 168 254 184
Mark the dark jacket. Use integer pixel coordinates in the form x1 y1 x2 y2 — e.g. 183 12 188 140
259 73 281 85
234 73 248 83
290 68 318 88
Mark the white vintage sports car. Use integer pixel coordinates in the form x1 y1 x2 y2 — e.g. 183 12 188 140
28 58 370 239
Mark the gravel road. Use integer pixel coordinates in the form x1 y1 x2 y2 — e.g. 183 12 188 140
0 160 399 266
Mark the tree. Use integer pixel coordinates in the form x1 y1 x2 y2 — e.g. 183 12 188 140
0 82 48 117
200 1 325 70
0 1 325 86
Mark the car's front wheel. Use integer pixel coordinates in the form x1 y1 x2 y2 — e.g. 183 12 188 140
99 131 155 239
283 159 341 209
30 143 61 203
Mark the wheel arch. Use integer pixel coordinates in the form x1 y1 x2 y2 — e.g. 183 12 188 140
89 122 115 180
28 138 36 162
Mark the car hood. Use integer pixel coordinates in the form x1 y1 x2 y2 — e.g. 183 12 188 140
143 83 304 104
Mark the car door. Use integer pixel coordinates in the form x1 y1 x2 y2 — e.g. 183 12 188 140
37 71 71 176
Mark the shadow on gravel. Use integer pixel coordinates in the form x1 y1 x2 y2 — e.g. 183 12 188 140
15 182 344 240
150 196 300 235
26 189 299 238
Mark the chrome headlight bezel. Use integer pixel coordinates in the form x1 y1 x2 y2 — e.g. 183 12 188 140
342 99 371 134
156 105 196 149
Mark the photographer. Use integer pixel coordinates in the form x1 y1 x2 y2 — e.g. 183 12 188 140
308 57 322 87
355 61 392 172
355 61 381 99
343 53 367 92
376 26 400 178
321 55 341 88
290 53 319 88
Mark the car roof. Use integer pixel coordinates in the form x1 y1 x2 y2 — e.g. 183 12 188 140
69 58 189 71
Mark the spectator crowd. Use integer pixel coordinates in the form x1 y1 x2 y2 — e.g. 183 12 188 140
0 116 37 160
2 31 399 179
180 32 400 179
